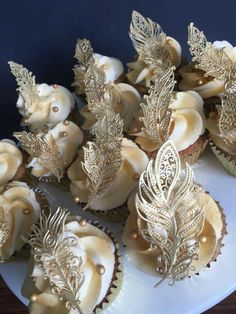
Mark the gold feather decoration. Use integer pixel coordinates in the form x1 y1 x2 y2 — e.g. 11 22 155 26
188 23 233 80
129 10 171 71
14 131 65 182
136 141 205 285
8 61 40 114
140 66 175 143
219 85 236 146
28 207 84 312
73 39 94 95
82 110 123 208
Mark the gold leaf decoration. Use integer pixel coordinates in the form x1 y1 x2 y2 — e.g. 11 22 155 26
82 110 123 208
136 141 205 285
188 23 233 80
73 39 94 95
14 131 65 182
28 208 84 313
129 10 171 70
8 61 40 114
219 87 236 146
140 66 175 143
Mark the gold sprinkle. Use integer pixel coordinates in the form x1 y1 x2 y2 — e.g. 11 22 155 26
200 235 207 243
96 264 105 275
24 209 30 215
197 79 203 86
130 231 138 240
102 64 108 70
167 39 173 44
53 84 58 88
74 196 80 203
61 131 68 137
133 173 140 181
132 127 138 133
30 293 38 302
63 120 69 125
24 118 28 124
52 106 59 112
79 218 87 227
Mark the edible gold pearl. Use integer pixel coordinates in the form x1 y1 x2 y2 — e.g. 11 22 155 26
133 173 140 181
64 120 69 125
52 106 59 112
102 64 108 70
79 218 87 227
24 209 30 215
96 264 106 275
198 79 203 86
24 118 28 124
129 231 138 240
74 196 80 203
167 39 173 44
53 84 58 88
200 235 207 243
30 293 38 302
62 131 68 137
59 296 63 301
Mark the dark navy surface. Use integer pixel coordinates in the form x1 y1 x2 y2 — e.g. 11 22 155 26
0 0 235 137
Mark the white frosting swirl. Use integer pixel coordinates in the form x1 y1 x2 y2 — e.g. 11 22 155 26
0 139 23 186
22 220 116 314
68 138 149 211
0 181 41 261
132 91 205 152
93 53 124 84
28 121 83 179
17 83 75 132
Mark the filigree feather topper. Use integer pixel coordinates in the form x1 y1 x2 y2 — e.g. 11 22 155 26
28 207 84 313
136 141 205 285
8 61 40 114
139 66 175 143
188 23 233 80
14 131 65 182
129 11 171 71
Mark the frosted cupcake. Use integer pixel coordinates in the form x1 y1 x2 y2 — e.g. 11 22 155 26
0 139 25 186
9 61 76 133
127 11 182 94
0 181 44 262
130 67 207 165
179 23 235 102
22 208 122 314
123 141 226 284
207 86 236 176
14 121 83 183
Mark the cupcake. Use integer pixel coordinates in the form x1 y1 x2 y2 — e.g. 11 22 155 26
0 181 44 262
123 141 226 284
14 121 83 183
73 38 124 96
179 23 235 102
0 139 25 186
9 61 76 133
207 87 236 176
127 10 182 94
130 66 207 165
22 207 122 314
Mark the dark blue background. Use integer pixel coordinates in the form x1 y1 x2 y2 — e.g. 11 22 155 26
1 0 235 137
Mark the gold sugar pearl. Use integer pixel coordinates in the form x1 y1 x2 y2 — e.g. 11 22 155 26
197 79 203 86
74 196 80 203
167 39 173 44
53 84 58 88
102 64 108 70
24 209 30 215
200 235 207 243
133 173 140 181
30 293 38 302
129 231 139 240
52 106 59 112
96 264 106 275
24 118 28 124
63 120 70 126
79 218 87 227
61 131 68 137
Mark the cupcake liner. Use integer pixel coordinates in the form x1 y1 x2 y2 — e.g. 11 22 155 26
209 138 236 176
84 203 129 223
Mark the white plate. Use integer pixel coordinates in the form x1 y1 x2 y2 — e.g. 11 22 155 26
0 149 236 314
